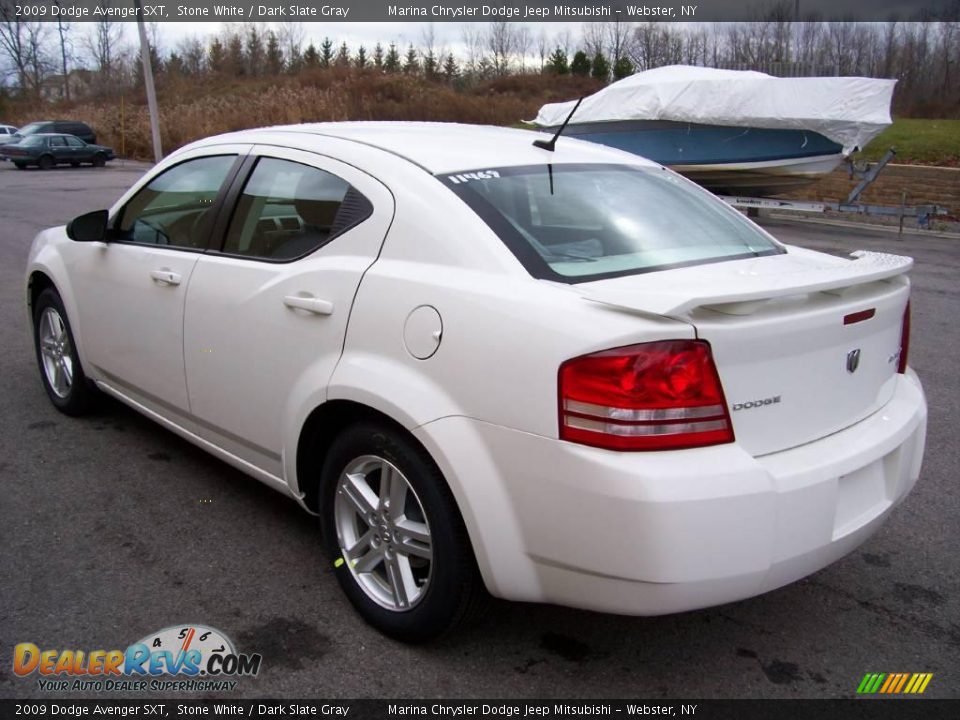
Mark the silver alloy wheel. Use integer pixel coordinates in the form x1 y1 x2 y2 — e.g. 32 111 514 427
38 307 74 399
334 454 433 611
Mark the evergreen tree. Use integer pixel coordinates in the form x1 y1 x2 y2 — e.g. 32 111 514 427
303 43 320 69
384 43 400 73
612 55 634 80
570 50 591 77
286 46 302 74
403 44 419 75
226 33 245 76
208 38 226 74
320 38 334 68
335 41 351 67
166 52 185 78
265 31 284 75
373 42 384 69
245 25 264 76
355 46 368 68
546 47 569 74
475 57 494 80
591 51 610 82
442 53 459 82
423 49 438 80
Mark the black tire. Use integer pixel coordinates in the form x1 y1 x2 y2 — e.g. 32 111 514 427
320 422 485 642
38 154 54 170
14 162 26 170
70 161 80 167
93 153 106 168
32 288 97 416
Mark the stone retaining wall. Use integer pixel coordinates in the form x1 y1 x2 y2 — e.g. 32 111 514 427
782 163 960 216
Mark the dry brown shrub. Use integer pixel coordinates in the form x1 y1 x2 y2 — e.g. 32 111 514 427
5 70 602 160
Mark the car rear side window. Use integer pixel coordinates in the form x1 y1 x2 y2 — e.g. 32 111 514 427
221 157 372 261
442 163 783 283
117 155 236 250
65 136 84 147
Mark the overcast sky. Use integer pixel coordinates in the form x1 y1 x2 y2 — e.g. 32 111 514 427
146 21 586 57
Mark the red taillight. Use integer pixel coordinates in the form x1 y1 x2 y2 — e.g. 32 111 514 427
897 301 911 374
558 340 734 451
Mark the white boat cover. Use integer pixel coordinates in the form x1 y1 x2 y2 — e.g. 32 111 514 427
532 65 896 155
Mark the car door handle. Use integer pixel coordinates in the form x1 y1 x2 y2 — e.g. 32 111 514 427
150 269 181 286
283 295 335 316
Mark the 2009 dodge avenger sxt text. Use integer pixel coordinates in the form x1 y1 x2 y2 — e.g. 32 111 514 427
25 123 927 641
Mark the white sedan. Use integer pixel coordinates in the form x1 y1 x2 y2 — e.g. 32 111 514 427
25 123 927 641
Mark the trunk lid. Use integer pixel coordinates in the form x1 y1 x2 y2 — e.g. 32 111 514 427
576 247 912 456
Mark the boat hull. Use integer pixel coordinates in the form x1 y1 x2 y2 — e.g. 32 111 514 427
552 120 845 196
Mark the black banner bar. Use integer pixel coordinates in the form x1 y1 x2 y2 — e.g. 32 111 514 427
1 0 957 24
1 700 959 720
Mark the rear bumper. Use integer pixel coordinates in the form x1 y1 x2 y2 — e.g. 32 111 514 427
414 371 927 615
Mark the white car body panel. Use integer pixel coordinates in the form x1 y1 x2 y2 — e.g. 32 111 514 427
184 145 396 478
24 122 927 616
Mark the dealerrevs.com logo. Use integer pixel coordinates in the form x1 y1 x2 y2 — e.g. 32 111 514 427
13 624 262 692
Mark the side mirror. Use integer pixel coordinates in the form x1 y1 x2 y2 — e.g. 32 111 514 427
66 209 109 242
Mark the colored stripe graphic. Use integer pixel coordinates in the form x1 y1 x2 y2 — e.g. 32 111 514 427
857 672 933 694
893 673 910 693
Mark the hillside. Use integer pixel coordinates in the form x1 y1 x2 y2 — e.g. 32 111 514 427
6 70 603 160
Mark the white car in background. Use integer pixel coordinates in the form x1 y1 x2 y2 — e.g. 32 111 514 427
24 123 927 641
0 124 18 159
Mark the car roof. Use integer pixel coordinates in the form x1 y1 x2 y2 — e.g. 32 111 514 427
212 121 659 175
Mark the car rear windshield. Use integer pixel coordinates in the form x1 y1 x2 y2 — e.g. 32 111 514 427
441 163 783 283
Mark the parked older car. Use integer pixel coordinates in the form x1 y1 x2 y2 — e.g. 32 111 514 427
24 123 926 641
16 120 97 144
2 133 114 170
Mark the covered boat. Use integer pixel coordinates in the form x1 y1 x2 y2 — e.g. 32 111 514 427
532 66 896 197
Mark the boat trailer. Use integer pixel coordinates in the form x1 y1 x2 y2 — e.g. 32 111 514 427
719 149 949 234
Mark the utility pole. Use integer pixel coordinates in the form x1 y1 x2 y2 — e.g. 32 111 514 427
134 0 163 162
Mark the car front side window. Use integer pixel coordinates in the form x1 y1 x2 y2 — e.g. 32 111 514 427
221 157 372 261
117 155 236 249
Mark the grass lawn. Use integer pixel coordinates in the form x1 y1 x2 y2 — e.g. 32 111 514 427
859 118 960 166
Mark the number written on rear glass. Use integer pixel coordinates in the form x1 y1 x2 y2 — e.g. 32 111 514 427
448 171 501 184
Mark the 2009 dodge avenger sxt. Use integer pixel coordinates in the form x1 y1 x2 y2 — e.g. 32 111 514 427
25 123 927 641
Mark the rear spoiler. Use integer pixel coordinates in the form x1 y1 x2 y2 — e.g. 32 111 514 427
581 250 913 318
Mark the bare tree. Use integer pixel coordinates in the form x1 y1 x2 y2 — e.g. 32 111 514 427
85 7 125 87
460 23 486 74
536 28 549 71
53 3 73 100
630 22 682 70
486 22 516 76
0 10 51 97
582 22 606 57
606 20 635 64
554 28 574 58
515 25 532 72
278 21 304 69
420 22 438 78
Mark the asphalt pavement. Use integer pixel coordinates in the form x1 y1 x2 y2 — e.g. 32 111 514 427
0 162 957 700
